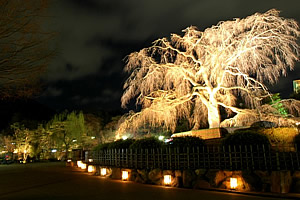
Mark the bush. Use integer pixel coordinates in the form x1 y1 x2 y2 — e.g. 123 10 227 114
294 134 300 146
129 137 163 149
257 127 298 146
108 139 136 149
222 129 270 146
168 136 205 148
92 142 111 151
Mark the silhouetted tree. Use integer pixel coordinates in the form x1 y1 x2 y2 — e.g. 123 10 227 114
0 0 54 98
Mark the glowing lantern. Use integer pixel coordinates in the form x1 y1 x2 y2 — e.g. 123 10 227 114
88 159 93 162
164 175 172 185
81 163 87 170
77 161 83 168
88 165 95 173
230 177 238 189
122 171 129 181
67 159 72 163
101 168 107 176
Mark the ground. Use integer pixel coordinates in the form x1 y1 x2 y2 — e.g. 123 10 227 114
0 162 295 200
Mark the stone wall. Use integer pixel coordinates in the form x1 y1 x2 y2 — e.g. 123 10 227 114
98 166 300 194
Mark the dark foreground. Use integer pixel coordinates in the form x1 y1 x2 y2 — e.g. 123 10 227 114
0 162 295 200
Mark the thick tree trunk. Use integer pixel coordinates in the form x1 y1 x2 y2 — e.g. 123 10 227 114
207 102 221 128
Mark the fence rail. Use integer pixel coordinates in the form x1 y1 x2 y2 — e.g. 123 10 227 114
85 145 300 171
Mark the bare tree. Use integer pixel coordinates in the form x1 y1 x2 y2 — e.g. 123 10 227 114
0 0 54 98
119 9 300 135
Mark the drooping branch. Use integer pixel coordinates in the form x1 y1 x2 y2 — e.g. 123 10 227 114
119 9 299 136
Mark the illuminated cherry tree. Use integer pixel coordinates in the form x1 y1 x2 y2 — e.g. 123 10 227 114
119 9 300 135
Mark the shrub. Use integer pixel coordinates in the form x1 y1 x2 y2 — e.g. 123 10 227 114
93 142 111 151
257 127 298 146
294 134 300 147
108 139 136 149
222 129 270 146
129 137 163 149
168 136 205 148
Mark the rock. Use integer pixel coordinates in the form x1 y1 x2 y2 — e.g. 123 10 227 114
292 171 300 179
111 168 121 179
223 170 233 177
130 169 138 181
148 169 162 185
195 169 206 177
250 121 277 128
242 171 262 191
182 170 196 188
205 170 226 187
137 169 148 183
135 175 146 183
291 180 300 193
163 170 174 176
271 171 292 193
172 176 182 188
175 170 182 177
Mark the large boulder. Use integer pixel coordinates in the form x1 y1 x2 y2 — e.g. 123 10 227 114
205 170 226 187
110 168 121 179
135 169 148 184
148 169 163 185
271 171 292 193
182 170 196 188
250 121 277 128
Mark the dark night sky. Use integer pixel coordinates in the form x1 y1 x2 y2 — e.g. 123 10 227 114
37 0 300 113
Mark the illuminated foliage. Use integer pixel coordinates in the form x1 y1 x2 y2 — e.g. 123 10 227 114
119 9 299 135
48 111 86 158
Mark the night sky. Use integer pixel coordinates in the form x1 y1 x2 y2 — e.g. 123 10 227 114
37 0 300 113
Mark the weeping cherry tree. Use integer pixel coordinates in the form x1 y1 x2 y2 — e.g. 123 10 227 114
118 9 300 137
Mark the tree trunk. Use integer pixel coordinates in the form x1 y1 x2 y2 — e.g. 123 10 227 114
207 102 221 128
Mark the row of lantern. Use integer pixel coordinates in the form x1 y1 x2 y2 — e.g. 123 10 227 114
75 160 238 189
75 160 173 186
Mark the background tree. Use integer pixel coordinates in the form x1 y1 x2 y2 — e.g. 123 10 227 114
120 9 299 135
11 123 32 162
84 113 103 146
48 111 85 159
0 134 15 153
0 0 54 98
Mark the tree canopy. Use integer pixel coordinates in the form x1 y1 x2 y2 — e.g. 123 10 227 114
119 9 300 136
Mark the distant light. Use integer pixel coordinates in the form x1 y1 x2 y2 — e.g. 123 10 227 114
158 136 164 141
51 149 57 153
81 163 87 170
13 149 18 153
164 138 173 143
122 171 129 181
67 159 72 163
24 150 27 154
91 136 96 139
88 159 93 162
122 136 128 140
72 139 77 142
101 168 107 176
230 178 238 189
88 165 95 173
77 161 83 168
164 175 172 186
